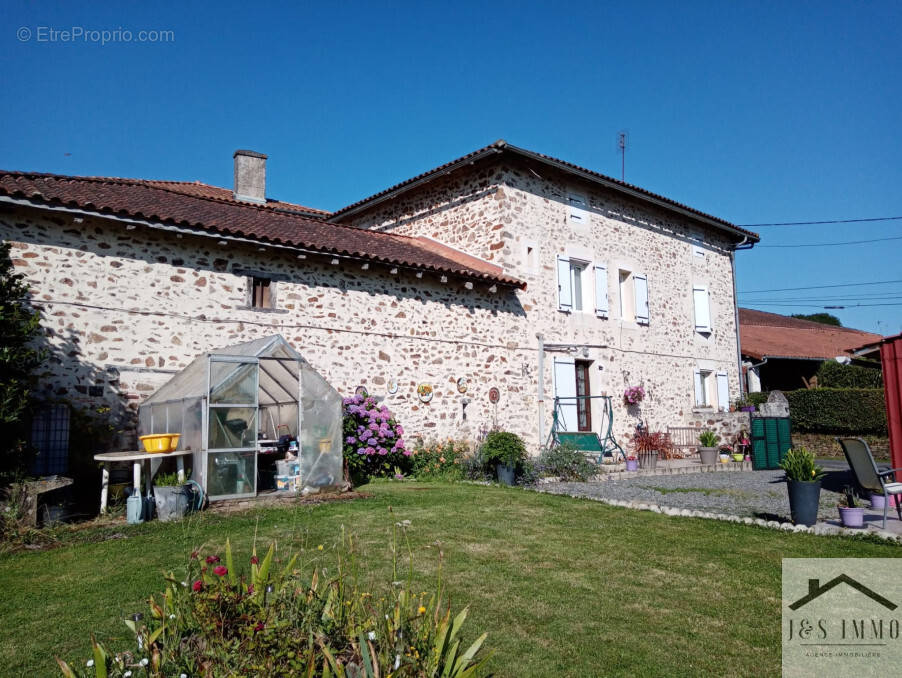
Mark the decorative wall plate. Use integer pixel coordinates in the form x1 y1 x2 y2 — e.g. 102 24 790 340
488 387 500 404
417 383 433 403
456 377 469 394
355 385 369 397
387 377 398 395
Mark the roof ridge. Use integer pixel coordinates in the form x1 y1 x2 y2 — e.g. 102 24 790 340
0 170 329 216
739 308 880 335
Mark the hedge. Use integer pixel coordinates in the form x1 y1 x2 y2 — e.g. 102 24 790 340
785 388 886 435
815 360 883 389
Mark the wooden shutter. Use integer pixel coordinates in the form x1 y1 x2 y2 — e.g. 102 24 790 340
694 369 705 407
557 255 572 312
593 264 608 318
716 372 729 412
693 285 711 332
634 273 649 325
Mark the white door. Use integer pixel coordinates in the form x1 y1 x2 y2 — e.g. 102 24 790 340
553 357 578 431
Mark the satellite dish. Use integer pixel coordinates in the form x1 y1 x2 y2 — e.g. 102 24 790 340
834 356 851 365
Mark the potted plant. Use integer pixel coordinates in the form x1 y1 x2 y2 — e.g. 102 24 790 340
153 470 190 522
838 486 865 528
630 428 672 471
779 447 824 526
870 491 888 510
719 444 732 464
625 455 639 472
480 431 526 486
698 430 719 465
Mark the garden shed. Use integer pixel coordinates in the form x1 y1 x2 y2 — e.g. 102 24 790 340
138 335 343 500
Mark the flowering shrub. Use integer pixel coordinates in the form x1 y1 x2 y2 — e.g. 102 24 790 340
410 439 470 481
57 531 490 677
631 429 680 460
624 385 646 405
342 394 410 483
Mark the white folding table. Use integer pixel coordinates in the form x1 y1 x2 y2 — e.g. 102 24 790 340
94 449 192 514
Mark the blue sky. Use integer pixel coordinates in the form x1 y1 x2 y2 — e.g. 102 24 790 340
2 1 900 334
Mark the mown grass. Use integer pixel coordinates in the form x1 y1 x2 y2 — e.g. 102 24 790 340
0 482 899 677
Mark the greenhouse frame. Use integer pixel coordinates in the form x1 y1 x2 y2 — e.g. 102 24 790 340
138 335 343 501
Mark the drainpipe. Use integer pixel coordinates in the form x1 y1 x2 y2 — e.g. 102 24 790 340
730 237 748 396
536 333 545 450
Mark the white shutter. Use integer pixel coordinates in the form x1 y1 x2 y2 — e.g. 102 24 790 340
693 285 711 332
634 273 649 325
716 372 729 412
553 357 578 431
557 256 572 312
593 264 608 318
694 369 705 407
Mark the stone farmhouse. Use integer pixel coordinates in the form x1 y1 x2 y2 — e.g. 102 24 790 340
0 140 758 463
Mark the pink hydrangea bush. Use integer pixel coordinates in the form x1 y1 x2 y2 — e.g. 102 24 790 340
342 394 410 483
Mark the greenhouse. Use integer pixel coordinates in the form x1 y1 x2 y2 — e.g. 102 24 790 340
138 335 343 501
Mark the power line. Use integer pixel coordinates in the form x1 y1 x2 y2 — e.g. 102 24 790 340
745 301 902 309
738 215 902 227
740 279 902 294
756 235 902 248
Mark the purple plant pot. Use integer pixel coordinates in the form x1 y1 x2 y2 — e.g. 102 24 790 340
839 507 865 528
741 406 756 412
870 493 887 510
625 459 639 472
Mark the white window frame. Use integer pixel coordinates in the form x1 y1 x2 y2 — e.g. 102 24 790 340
557 255 591 314
694 369 729 411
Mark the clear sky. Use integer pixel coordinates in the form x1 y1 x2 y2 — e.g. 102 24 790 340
2 1 900 334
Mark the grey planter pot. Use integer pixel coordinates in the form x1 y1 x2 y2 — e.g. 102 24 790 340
154 485 189 522
496 463 515 486
787 480 821 526
638 450 658 470
698 447 718 465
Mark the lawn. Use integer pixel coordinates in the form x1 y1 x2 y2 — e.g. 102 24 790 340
1 482 899 677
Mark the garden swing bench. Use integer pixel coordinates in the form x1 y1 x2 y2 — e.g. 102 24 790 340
546 394 626 463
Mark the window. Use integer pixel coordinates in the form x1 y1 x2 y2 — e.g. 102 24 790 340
568 191 588 226
694 369 729 411
523 240 539 274
618 269 649 325
556 255 589 312
250 276 273 309
693 284 712 333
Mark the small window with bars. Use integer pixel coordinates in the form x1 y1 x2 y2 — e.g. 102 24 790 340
250 276 273 309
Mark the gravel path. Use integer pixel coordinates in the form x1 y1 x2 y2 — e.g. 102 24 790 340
536 469 855 521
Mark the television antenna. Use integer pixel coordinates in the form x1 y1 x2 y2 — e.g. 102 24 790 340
617 131 628 182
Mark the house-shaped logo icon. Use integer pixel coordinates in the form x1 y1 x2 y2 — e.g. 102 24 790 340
789 574 897 611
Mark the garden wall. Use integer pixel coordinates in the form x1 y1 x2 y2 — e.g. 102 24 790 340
792 433 890 460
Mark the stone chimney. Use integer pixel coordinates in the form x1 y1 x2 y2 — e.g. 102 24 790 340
233 150 267 203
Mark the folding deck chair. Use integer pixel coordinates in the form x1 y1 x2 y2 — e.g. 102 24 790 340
835 437 902 530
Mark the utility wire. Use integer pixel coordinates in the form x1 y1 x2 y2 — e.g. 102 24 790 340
738 215 902 227
756 235 902 248
740 279 902 294
745 301 902 309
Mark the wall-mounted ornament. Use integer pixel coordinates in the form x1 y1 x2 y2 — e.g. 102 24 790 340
387 377 398 395
417 383 433 403
456 377 469 394
355 385 369 397
488 387 500 404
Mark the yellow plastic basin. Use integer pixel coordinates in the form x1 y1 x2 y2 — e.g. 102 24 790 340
139 434 180 454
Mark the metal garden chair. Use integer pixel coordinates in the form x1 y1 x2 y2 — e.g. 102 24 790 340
835 437 902 530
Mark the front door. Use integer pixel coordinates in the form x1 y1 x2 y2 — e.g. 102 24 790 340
575 360 592 431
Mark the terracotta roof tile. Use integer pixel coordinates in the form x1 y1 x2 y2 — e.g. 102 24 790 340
0 171 524 288
739 308 881 360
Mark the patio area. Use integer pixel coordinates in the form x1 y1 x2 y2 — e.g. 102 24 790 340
538 462 902 536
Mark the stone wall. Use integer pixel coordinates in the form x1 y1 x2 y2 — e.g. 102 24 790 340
2 206 534 450
793 433 891 460
347 160 744 447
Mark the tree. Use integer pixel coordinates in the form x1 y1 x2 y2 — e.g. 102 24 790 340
0 242 45 482
791 312 842 327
